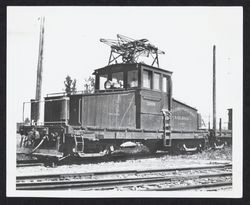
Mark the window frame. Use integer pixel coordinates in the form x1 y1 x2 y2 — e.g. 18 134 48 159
112 71 124 89
153 72 161 91
99 74 108 90
127 70 139 88
142 69 153 89
162 75 168 93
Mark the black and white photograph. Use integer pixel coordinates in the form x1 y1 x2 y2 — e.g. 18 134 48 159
7 6 242 197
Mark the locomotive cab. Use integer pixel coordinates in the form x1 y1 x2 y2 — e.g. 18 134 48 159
93 63 172 132
93 63 172 97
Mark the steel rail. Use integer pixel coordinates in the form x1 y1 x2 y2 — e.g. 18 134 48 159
148 181 232 191
17 163 44 168
16 164 232 181
16 172 232 190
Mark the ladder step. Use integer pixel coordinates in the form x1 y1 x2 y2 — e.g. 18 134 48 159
75 140 83 143
75 139 84 142
74 135 84 152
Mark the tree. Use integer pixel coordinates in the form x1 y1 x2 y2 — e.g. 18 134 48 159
64 75 76 94
83 76 95 93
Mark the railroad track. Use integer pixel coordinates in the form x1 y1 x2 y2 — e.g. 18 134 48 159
16 164 232 191
17 158 44 167
16 152 171 167
17 163 44 168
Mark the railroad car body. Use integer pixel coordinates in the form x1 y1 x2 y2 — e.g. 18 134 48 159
18 63 215 158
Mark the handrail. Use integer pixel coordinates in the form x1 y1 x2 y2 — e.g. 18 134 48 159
45 87 140 97
46 92 68 97
78 98 82 125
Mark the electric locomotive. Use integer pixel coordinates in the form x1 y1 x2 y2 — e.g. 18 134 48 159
19 62 206 158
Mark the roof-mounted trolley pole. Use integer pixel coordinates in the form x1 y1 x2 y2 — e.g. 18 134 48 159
31 17 45 124
100 34 165 68
213 45 216 137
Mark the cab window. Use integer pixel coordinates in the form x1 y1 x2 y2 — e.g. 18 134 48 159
143 70 152 89
162 76 168 92
127 70 138 88
112 72 124 88
153 73 160 90
99 74 108 90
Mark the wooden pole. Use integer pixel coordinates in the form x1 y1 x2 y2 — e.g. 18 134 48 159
35 17 45 123
219 118 222 136
228 108 232 130
208 115 210 130
213 45 216 135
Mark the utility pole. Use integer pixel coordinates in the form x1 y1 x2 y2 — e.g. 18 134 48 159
219 118 222 136
228 108 232 130
31 17 45 124
213 45 216 135
208 115 210 130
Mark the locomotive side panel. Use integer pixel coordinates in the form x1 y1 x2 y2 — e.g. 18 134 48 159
81 91 136 129
140 90 166 130
171 99 198 131
44 96 69 123
69 95 81 125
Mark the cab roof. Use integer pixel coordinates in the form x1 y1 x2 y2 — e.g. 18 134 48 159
93 63 172 75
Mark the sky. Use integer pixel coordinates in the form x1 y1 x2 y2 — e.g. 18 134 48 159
7 6 243 128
